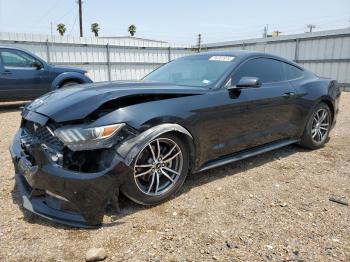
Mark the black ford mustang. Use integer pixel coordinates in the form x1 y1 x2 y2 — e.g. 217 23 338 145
10 51 341 227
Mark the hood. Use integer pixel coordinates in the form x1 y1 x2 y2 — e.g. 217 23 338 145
26 81 206 123
49 64 86 74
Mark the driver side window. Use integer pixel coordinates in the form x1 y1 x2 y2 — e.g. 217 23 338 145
0 50 38 69
231 58 285 85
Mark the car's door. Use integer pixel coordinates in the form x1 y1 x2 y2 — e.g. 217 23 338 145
0 48 50 100
0 54 7 101
207 57 300 158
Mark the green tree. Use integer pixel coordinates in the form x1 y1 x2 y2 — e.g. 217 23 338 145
91 23 100 37
57 24 66 36
128 25 136 36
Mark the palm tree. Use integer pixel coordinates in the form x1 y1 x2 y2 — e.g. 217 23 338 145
128 25 136 36
57 24 66 36
91 23 100 37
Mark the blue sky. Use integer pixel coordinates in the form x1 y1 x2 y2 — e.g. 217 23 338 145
0 0 349 44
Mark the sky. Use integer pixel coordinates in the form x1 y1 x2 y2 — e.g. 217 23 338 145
0 0 349 44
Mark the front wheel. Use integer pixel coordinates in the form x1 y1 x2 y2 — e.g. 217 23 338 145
299 102 332 149
121 133 190 205
60 81 80 88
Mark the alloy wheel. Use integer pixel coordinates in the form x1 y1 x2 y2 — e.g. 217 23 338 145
133 138 183 196
311 108 330 143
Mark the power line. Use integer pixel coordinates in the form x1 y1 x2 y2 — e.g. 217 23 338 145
73 13 349 42
28 0 62 28
68 11 79 36
208 16 347 39
202 17 349 43
54 6 77 23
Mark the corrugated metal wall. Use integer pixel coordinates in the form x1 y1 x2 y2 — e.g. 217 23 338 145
1 29 349 85
202 28 350 85
0 32 193 82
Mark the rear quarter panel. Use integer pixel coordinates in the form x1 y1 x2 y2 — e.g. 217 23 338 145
291 73 341 136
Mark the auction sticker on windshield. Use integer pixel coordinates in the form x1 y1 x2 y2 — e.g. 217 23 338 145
209 56 235 62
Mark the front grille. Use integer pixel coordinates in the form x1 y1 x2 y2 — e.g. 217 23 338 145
22 121 64 150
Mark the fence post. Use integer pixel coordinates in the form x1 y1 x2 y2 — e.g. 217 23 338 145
168 46 171 62
294 38 299 62
106 43 111 81
46 40 51 63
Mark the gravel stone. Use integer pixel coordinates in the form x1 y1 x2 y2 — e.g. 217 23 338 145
85 247 107 262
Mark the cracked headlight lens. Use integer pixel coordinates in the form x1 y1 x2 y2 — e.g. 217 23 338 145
54 123 125 151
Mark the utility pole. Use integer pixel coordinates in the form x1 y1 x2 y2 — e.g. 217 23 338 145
263 24 269 38
78 0 83 37
272 30 282 37
306 24 316 33
197 34 202 53
0 0 2 31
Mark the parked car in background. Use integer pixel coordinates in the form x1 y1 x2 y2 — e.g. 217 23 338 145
0 46 92 101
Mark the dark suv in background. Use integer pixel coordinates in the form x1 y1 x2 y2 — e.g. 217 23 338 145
0 46 92 102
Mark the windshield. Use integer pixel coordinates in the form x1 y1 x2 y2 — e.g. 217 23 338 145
143 55 235 87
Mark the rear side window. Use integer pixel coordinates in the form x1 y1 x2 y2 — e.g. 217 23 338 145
232 58 285 84
284 63 303 80
0 50 37 68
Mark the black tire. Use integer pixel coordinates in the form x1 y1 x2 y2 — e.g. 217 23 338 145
299 102 332 149
60 81 80 88
121 133 190 206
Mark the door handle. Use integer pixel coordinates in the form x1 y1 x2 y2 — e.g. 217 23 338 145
1 70 12 76
283 92 295 97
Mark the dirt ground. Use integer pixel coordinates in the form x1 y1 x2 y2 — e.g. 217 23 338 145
0 94 349 262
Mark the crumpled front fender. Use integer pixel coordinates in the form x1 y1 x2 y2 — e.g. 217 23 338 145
116 123 193 166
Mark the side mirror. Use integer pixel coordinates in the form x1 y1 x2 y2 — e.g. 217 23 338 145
31 61 43 70
228 76 262 90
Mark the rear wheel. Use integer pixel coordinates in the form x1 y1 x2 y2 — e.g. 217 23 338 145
299 102 332 149
121 134 189 205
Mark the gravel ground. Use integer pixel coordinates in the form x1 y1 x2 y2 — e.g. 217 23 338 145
0 94 349 262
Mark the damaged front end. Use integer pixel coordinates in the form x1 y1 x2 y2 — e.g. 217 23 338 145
10 82 201 227
10 109 138 227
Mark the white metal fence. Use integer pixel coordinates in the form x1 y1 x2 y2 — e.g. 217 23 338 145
0 32 193 82
0 29 350 88
202 28 350 87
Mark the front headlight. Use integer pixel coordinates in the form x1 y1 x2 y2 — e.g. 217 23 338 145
54 123 125 151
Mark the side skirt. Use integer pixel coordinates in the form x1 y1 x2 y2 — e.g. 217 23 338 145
195 139 299 173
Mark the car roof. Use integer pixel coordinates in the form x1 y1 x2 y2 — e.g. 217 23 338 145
0 45 33 53
196 50 265 58
0 45 46 63
188 50 302 68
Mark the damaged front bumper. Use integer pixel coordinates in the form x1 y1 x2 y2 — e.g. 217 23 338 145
10 130 131 228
